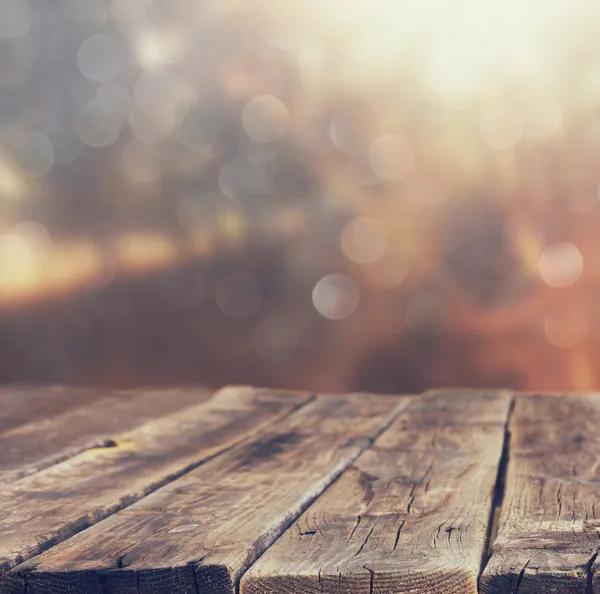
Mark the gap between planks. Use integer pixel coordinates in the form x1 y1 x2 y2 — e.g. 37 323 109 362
480 393 600 593
478 395 516 589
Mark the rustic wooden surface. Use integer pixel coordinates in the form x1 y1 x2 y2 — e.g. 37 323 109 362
4 394 404 594
0 387 212 484
481 393 600 594
1 387 599 593
242 390 511 594
0 386 309 575
0 386 108 434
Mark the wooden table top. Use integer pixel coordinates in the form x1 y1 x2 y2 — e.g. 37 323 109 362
0 386 597 593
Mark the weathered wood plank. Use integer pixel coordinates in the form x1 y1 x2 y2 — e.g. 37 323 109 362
241 390 512 594
0 386 310 579
0 386 108 434
418 389 513 425
3 394 407 594
0 387 213 483
481 393 600 594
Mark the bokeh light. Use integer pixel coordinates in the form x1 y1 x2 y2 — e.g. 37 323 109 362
77 33 121 82
312 275 360 320
368 134 414 181
1 0 600 392
341 217 388 264
242 95 289 144
539 243 584 288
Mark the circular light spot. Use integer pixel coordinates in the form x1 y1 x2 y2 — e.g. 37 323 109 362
0 0 31 39
406 292 445 336
7 131 54 178
368 134 414 181
215 272 262 318
479 104 524 151
242 95 289 143
545 306 589 349
341 216 388 264
77 34 121 82
120 140 159 184
539 243 583 288
134 29 192 68
253 316 299 362
312 274 359 320
77 100 123 147
329 102 375 155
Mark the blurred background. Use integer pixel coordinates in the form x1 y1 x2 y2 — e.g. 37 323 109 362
0 0 599 393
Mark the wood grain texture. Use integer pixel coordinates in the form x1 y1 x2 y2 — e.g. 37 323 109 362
241 390 512 594
0 386 309 579
0 387 213 484
0 386 108 434
481 393 600 594
3 394 407 594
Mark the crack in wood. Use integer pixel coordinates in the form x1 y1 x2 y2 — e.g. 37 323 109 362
353 519 378 558
478 395 515 585
393 519 405 551
363 564 375 594
514 559 530 594
585 549 599 594
348 515 362 542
